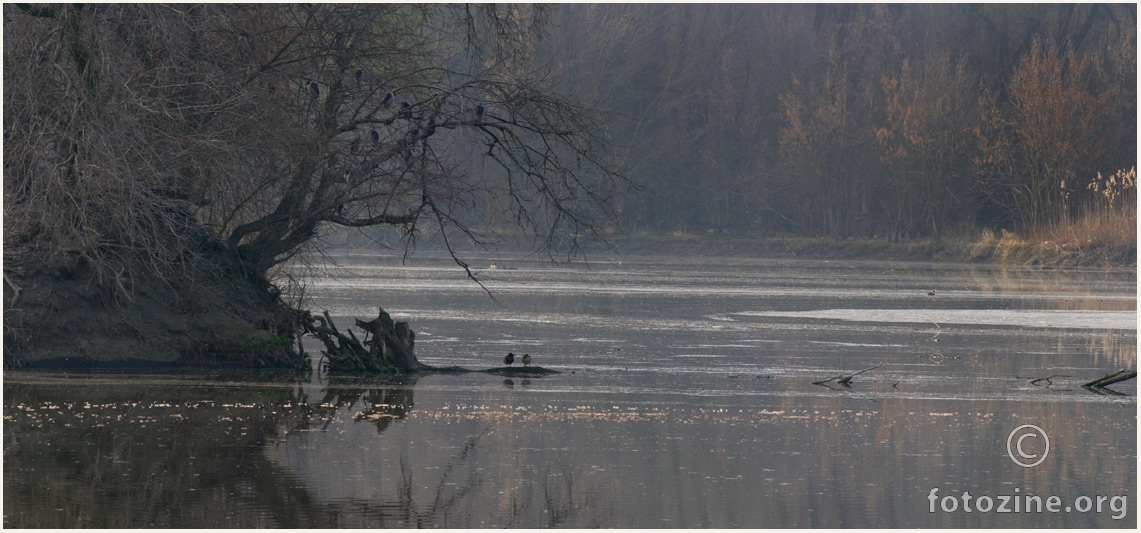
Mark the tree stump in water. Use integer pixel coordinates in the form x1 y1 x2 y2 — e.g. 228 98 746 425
303 307 426 373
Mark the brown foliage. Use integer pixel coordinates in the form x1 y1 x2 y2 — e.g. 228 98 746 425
977 37 1126 229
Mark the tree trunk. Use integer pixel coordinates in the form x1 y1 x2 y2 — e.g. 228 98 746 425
304 307 426 373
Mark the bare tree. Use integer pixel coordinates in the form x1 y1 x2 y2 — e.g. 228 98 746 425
5 4 627 286
3 4 629 366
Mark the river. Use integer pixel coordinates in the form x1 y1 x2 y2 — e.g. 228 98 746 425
4 253 1136 527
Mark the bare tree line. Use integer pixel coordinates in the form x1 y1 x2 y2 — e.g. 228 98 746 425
545 4 1135 240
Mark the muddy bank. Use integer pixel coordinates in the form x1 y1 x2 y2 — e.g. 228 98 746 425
3 257 304 370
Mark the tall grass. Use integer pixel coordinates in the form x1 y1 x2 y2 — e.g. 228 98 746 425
980 167 1137 265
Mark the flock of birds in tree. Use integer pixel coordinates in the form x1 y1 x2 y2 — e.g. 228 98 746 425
504 352 532 367
280 77 487 131
277 72 490 220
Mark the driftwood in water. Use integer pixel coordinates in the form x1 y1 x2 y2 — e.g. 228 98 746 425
1030 374 1071 388
303 307 426 373
1082 369 1137 391
813 364 881 387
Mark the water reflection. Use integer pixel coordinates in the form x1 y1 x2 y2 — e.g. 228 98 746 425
2 373 613 528
5 368 1135 528
4 256 1135 527
4 376 315 527
317 376 417 432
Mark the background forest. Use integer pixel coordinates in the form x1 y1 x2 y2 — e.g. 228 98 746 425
545 4 1136 250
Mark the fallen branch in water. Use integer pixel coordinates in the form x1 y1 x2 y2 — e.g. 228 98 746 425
813 364 882 386
1082 369 1137 391
1030 374 1071 387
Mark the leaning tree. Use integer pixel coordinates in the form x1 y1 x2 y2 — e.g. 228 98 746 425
3 4 629 369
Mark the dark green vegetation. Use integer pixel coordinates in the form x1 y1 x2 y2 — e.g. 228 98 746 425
2 5 1135 369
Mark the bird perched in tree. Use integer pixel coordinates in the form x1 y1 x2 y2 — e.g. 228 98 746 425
504 352 515 366
399 101 412 119
309 81 320 98
382 92 394 108
411 127 422 142
267 83 276 95
522 354 532 367
370 129 380 143
355 69 364 84
475 104 485 121
404 149 414 167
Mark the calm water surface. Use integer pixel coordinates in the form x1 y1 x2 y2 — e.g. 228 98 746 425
4 254 1136 527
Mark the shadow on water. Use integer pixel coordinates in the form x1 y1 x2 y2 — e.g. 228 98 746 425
2 373 599 528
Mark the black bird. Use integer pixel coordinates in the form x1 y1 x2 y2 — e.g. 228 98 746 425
411 127 422 142
355 69 364 84
309 81 320 98
404 149 414 167
522 354 532 367
475 104 485 121
336 203 345 215
382 92 394 108
504 352 515 366
399 101 412 119
370 129 380 143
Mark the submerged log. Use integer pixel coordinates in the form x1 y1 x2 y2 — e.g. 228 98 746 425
302 307 426 373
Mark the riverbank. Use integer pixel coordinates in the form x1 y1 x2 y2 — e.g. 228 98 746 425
604 229 1135 268
3 251 305 371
